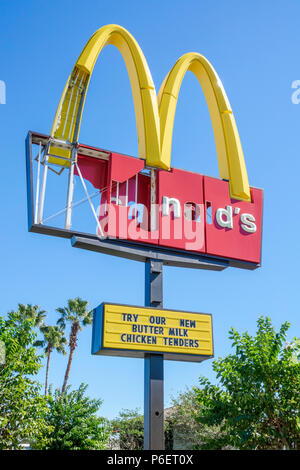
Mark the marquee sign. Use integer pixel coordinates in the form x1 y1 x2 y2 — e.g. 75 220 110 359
92 303 213 362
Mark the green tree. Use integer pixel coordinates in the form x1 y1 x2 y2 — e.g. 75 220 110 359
0 311 50 449
34 384 110 450
15 303 46 327
0 340 5 365
109 408 181 450
110 409 144 450
35 325 67 395
194 317 300 450
166 388 227 450
286 338 300 364
57 297 92 392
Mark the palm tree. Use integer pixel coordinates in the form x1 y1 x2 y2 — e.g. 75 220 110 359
16 303 46 327
35 325 67 395
56 297 92 393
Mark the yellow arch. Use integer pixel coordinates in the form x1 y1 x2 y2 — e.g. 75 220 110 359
157 53 250 201
49 24 160 166
49 26 250 201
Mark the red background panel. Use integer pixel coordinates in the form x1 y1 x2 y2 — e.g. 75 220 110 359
76 154 108 191
102 204 159 245
76 150 263 266
110 152 144 183
204 176 263 264
101 170 158 245
158 168 205 253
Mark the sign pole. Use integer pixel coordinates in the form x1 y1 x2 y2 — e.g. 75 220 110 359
144 259 164 450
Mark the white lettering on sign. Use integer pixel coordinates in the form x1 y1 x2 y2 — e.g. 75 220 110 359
240 213 257 233
216 205 233 229
160 198 257 234
162 196 181 218
215 205 257 233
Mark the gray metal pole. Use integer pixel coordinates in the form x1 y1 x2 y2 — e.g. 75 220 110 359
144 259 164 450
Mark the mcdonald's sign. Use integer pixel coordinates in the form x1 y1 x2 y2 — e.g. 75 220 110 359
26 24 263 271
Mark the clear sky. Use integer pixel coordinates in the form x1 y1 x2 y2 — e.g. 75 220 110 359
0 0 299 420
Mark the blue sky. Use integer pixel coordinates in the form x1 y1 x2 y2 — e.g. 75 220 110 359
0 0 299 419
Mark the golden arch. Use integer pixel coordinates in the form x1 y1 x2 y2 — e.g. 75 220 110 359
158 53 250 201
50 24 160 165
50 24 250 201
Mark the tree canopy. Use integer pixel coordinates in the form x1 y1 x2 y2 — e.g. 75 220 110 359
0 311 50 449
14 304 46 327
56 297 92 392
194 316 300 450
35 324 67 395
166 388 226 450
34 383 110 450
110 409 144 450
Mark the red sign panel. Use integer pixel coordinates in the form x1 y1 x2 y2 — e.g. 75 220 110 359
204 177 263 264
158 168 205 253
75 149 263 266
